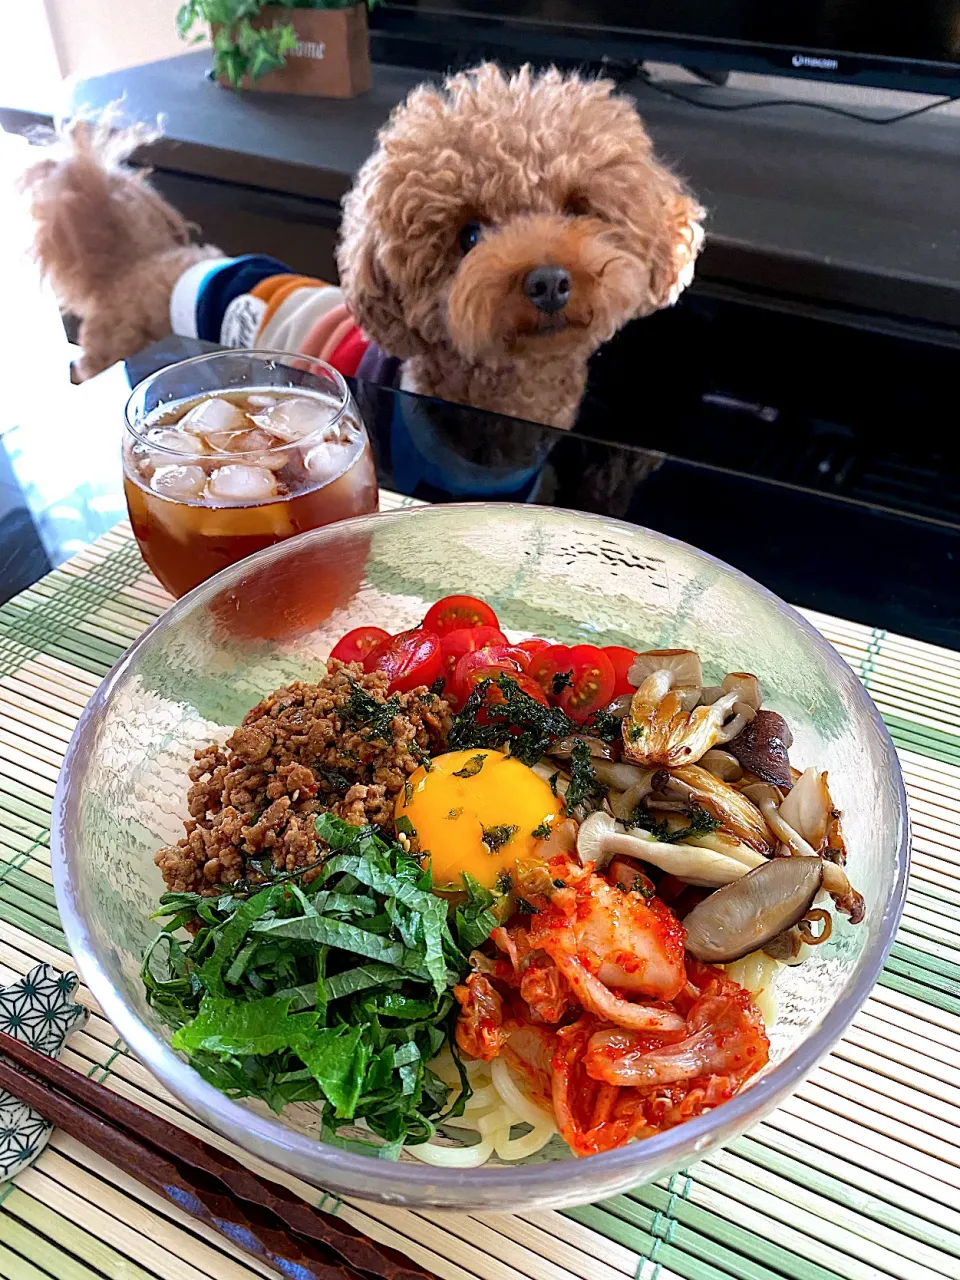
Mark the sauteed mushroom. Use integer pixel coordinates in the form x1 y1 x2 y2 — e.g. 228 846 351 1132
699 749 743 782
780 767 848 863
741 782 817 855
576 811 767 885
628 649 703 689
742 782 863 922
683 857 825 962
623 672 738 768
725 710 794 789
651 765 775 854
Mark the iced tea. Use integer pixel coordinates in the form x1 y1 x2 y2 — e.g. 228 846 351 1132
123 355 378 598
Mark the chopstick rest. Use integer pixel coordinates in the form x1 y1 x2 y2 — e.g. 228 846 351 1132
0 1028 438 1280
0 963 87 1182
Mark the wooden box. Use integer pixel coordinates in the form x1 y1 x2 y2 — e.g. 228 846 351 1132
217 5 371 99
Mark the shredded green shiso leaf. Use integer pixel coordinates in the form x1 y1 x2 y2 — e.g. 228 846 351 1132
141 814 496 1156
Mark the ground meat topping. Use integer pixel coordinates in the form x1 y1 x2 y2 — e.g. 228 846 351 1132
155 659 452 895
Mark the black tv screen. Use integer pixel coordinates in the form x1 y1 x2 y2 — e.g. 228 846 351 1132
372 0 960 91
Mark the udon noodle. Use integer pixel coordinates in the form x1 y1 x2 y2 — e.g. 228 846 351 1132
410 1049 557 1167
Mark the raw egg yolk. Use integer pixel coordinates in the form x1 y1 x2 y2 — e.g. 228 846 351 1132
394 749 563 891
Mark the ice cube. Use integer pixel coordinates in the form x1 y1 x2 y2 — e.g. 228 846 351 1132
302 439 351 485
251 395 337 443
150 464 208 501
146 427 210 456
180 396 247 437
205 427 288 470
246 393 279 409
205 464 279 504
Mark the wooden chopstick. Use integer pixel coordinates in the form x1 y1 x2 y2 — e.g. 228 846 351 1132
0 1031 437 1280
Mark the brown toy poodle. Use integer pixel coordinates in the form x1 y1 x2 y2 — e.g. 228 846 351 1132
338 63 703 429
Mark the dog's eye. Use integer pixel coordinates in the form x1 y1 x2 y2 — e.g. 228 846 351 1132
564 195 591 217
458 221 484 254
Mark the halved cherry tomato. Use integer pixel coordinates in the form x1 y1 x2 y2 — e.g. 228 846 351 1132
469 668 551 719
511 637 552 667
423 594 499 636
364 628 442 693
438 626 507 692
608 855 656 898
555 645 616 724
330 625 391 665
528 645 575 701
604 646 638 698
502 672 550 707
453 645 526 704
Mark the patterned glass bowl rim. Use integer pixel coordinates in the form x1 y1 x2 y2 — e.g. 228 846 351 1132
51 503 911 1210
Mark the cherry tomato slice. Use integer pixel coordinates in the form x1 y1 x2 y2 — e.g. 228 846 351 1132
528 644 575 702
423 594 499 636
467 667 551 721
608 855 656 898
511 637 552 668
453 646 525 704
438 626 507 691
504 672 550 707
330 626 391 665
556 645 617 724
604 645 638 697
364 628 442 693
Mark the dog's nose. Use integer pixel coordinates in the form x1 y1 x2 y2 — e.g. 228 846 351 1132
523 265 571 315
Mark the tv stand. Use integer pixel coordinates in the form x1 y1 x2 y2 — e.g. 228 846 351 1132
680 66 730 86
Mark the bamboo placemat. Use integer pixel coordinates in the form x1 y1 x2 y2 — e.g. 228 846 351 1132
0 493 957 1280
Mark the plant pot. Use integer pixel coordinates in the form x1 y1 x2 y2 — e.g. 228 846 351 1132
216 5 371 98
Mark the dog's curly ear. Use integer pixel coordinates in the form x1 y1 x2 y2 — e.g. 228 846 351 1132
337 173 423 359
647 195 705 312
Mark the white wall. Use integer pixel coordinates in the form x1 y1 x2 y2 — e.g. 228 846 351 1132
43 0 205 79
6 0 63 111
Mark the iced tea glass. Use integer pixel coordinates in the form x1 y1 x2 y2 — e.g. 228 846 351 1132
123 351 379 598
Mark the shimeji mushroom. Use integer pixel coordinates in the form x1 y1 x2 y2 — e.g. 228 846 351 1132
699 749 744 782
742 781 863 923
591 760 654 792
576 811 767 886
623 669 739 768
725 710 794 790
650 765 775 854
628 649 704 690
683 856 826 962
621 653 767 770
779 767 848 863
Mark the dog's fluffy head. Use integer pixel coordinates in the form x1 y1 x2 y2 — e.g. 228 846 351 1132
338 63 703 365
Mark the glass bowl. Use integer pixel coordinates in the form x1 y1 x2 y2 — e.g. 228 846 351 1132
51 504 909 1211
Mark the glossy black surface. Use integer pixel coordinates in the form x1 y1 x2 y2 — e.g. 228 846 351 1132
376 0 960 90
4 336 926 650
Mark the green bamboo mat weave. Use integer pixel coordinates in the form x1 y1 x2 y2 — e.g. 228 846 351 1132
0 496 956 1280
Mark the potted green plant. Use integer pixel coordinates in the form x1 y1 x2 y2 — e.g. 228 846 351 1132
177 0 377 98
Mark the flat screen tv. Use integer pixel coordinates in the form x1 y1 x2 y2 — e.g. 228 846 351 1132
371 0 960 93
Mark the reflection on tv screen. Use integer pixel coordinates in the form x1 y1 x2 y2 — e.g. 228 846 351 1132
389 0 960 66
